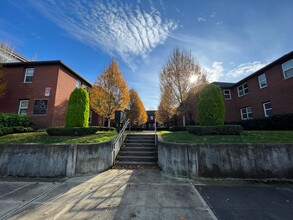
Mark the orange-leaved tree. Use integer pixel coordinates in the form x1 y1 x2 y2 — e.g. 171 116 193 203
126 89 147 126
90 61 130 127
0 65 7 99
156 85 174 126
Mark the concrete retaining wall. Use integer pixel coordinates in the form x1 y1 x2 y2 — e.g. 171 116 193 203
158 139 293 179
0 140 114 177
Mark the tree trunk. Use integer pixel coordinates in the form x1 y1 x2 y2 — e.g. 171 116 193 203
107 118 111 127
182 115 186 127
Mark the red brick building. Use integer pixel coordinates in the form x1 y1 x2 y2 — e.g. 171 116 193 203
0 61 103 128
214 51 293 122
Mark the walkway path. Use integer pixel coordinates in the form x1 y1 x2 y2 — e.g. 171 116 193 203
0 169 216 220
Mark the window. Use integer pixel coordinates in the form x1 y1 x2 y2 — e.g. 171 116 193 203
24 68 34 83
33 100 48 115
263 102 272 117
237 83 249 97
76 80 81 88
258 73 267 88
240 107 253 120
282 59 293 79
150 116 154 120
18 100 29 116
223 89 231 100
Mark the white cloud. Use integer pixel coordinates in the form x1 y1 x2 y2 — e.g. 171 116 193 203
210 12 216 18
198 17 206 22
204 62 224 82
29 0 177 69
227 61 267 78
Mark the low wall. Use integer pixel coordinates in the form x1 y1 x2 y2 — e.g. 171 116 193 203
0 140 114 177
158 139 293 179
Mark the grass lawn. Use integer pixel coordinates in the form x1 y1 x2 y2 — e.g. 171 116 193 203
157 130 293 144
0 131 118 144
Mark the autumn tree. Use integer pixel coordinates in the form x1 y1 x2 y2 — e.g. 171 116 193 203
90 61 130 127
0 65 6 100
159 48 207 126
125 89 147 127
156 85 174 126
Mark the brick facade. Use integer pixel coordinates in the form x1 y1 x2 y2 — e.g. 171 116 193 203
214 51 293 122
0 61 103 128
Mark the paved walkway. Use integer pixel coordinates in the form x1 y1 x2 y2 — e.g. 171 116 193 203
0 169 216 220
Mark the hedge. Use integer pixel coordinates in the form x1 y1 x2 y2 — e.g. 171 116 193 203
170 126 187 131
0 126 34 136
187 125 243 135
237 113 293 130
46 126 116 136
0 113 33 128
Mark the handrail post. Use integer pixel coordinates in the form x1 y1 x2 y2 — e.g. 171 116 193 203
154 119 157 146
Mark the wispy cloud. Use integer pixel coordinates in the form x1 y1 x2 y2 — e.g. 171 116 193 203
227 62 267 79
204 62 224 82
198 17 206 22
29 0 177 69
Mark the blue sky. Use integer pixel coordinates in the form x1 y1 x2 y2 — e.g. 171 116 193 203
1 0 293 109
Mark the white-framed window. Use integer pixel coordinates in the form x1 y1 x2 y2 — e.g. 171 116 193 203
76 80 81 88
263 102 272 117
223 89 231 100
89 110 92 123
258 73 267 88
240 106 253 120
237 83 249 97
282 59 293 79
18 100 29 116
24 68 34 83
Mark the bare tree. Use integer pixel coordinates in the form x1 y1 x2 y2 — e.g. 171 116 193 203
0 42 16 63
159 48 207 126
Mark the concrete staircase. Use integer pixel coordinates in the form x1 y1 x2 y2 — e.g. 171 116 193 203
115 134 157 166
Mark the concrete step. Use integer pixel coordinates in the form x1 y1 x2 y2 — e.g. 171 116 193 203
117 155 157 162
124 143 155 147
125 139 154 143
115 161 157 166
121 146 156 151
126 135 155 139
119 151 157 157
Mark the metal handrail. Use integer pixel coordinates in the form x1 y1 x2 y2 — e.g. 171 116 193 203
154 119 157 146
113 119 130 146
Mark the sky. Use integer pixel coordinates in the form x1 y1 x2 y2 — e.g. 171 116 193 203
0 0 293 110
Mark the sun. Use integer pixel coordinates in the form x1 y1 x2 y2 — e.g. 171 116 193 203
189 75 198 83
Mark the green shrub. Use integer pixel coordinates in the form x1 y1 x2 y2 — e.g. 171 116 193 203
186 125 243 135
0 113 33 128
237 113 293 130
65 88 90 128
0 126 34 136
170 126 186 131
197 84 225 126
46 126 116 136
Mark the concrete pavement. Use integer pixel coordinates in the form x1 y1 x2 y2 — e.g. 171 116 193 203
0 169 216 220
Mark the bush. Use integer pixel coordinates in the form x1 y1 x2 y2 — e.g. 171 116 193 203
0 113 33 128
170 126 186 131
186 125 243 135
197 84 225 126
0 126 34 136
46 126 115 136
65 88 90 128
238 113 293 130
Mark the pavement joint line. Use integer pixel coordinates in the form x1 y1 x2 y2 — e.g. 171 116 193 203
188 179 218 220
0 182 64 220
0 182 32 199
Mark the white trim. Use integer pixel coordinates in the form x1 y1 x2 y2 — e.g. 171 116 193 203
223 89 231 100
258 73 267 89
240 106 253 120
237 83 248 97
24 68 34 83
282 59 293 79
263 101 272 117
18 100 29 116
